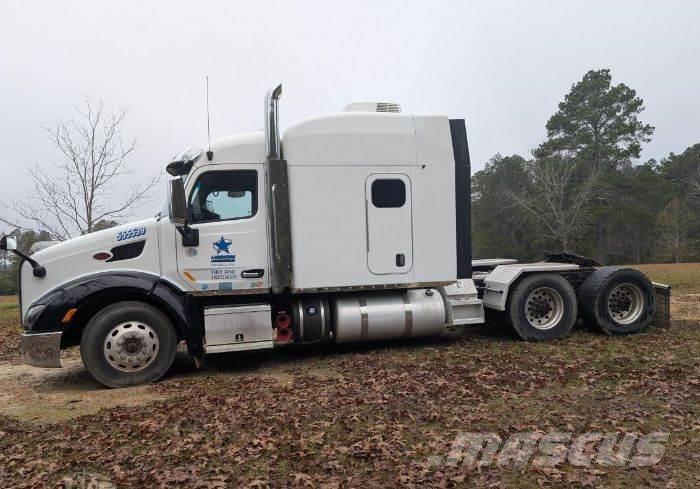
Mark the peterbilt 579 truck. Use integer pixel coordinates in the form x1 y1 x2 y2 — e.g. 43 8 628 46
1 84 659 388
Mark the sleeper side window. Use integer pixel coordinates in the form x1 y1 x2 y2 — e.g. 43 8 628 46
371 179 406 208
189 170 258 223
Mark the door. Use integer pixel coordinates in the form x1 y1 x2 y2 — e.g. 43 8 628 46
365 173 413 274
176 164 270 293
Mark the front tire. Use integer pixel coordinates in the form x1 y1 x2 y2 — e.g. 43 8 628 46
80 301 177 388
506 273 577 341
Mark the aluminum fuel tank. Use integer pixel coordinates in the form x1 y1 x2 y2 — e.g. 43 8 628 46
332 288 446 343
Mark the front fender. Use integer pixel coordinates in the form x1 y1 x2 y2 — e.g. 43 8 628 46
25 271 157 332
23 272 203 357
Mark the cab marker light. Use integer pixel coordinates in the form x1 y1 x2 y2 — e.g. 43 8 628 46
93 252 112 261
62 308 78 323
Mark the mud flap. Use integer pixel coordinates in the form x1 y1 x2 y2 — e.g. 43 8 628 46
20 332 62 368
652 283 671 328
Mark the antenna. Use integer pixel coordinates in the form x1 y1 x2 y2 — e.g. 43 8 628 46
206 75 213 161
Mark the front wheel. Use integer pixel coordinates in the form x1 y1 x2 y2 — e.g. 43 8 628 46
506 273 578 341
80 301 178 388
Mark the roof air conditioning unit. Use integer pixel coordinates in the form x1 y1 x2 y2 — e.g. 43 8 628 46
343 102 402 113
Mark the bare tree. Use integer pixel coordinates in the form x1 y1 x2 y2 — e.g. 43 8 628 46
0 98 159 240
501 156 605 252
656 198 695 263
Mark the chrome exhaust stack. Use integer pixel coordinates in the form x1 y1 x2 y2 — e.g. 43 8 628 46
265 82 282 161
263 82 293 293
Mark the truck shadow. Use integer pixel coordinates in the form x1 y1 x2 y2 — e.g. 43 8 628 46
3 329 483 397
19 317 598 394
165 319 522 380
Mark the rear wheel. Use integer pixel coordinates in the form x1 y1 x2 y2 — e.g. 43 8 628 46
506 273 577 341
578 267 656 335
80 301 177 388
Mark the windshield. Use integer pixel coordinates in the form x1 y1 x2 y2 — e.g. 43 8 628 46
159 199 169 217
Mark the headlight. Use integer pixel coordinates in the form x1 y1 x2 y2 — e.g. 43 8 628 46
23 304 46 330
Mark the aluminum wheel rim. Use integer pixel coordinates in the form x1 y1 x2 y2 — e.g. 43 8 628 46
525 287 564 330
103 321 159 372
607 283 644 325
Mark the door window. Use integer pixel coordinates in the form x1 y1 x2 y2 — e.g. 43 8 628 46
189 170 258 223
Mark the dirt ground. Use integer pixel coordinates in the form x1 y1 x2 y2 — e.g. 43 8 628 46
0 267 697 487
0 295 696 426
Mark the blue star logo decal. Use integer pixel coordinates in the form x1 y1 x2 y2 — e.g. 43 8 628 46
213 236 232 254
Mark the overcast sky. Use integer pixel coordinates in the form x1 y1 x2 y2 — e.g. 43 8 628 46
1 0 698 227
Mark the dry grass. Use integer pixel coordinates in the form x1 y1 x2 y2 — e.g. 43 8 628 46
633 262 700 294
0 301 20 361
0 295 18 304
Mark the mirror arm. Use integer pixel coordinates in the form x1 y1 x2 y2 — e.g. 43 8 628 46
176 225 199 247
10 250 46 278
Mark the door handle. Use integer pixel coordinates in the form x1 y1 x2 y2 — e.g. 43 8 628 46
241 269 265 278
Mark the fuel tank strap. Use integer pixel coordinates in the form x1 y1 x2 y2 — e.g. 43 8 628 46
359 296 369 341
403 293 413 338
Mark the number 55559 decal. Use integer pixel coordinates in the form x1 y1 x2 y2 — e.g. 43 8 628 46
116 226 147 242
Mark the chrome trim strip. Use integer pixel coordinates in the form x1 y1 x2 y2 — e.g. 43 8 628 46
191 287 269 297
291 281 453 294
268 177 279 291
320 298 327 338
483 287 504 294
365 198 370 252
359 296 369 341
297 299 305 340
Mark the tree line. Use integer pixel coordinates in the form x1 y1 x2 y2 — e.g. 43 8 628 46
472 69 699 265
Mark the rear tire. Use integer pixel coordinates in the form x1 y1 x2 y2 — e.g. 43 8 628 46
578 267 656 335
506 273 577 341
80 301 177 388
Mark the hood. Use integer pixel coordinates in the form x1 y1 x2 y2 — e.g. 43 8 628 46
31 218 155 264
21 218 162 316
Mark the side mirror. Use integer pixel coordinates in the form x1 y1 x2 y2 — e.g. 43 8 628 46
1 235 46 278
169 178 188 226
168 178 199 247
0 235 17 251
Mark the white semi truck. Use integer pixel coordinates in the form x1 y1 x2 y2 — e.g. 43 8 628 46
1 84 659 388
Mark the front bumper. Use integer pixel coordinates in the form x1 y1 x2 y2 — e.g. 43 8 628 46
20 332 62 368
